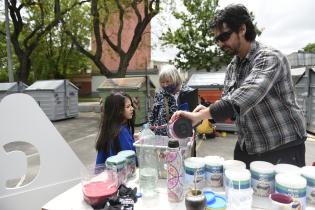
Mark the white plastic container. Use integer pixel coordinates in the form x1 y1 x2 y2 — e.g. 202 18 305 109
204 156 224 188
250 161 275 197
275 173 307 210
134 135 192 179
105 155 127 185
225 168 251 190
223 160 246 188
301 166 315 205
184 157 205 190
274 163 301 175
225 168 253 210
117 150 137 179
223 160 246 171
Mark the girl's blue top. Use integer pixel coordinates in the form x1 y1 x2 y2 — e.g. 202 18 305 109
96 124 135 165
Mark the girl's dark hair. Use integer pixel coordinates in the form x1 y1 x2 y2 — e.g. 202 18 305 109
95 92 135 156
209 4 256 42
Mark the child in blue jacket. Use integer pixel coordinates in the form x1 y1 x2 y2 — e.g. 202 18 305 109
95 92 136 164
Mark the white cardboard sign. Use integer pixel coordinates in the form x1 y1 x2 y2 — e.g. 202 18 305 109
0 93 85 210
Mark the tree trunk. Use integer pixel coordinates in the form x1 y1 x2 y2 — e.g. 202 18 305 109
17 55 31 82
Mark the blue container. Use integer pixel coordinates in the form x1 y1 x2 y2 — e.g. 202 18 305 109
204 191 226 210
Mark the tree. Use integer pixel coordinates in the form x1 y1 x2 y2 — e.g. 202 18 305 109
303 43 315 53
64 0 161 78
161 0 261 72
29 2 91 81
0 22 19 81
2 0 89 83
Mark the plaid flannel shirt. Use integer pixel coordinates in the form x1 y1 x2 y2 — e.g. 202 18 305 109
222 41 306 154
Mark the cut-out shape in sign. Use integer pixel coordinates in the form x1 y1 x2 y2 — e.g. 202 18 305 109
0 93 84 210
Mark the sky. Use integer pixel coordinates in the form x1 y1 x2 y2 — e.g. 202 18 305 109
151 0 315 62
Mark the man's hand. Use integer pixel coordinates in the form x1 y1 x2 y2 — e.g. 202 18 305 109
169 106 212 127
193 104 207 113
169 110 202 127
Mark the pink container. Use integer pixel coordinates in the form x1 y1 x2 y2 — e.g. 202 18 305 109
81 164 118 206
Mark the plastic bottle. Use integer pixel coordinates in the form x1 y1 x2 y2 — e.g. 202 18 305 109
166 139 184 202
138 123 158 198
140 123 155 142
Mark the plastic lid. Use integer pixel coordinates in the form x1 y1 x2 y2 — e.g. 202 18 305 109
274 164 301 175
225 168 251 181
250 161 275 174
275 173 307 189
204 156 224 167
117 150 135 158
203 191 215 204
301 166 315 179
184 157 205 168
106 155 126 165
168 140 179 148
207 195 226 209
223 160 246 170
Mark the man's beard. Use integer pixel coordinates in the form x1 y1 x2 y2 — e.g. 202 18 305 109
221 36 241 56
222 46 236 55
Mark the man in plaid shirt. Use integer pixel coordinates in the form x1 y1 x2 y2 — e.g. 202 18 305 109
170 4 306 168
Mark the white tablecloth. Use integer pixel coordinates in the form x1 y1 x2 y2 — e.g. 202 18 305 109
42 173 315 210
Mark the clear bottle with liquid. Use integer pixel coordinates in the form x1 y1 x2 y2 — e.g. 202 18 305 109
138 124 159 197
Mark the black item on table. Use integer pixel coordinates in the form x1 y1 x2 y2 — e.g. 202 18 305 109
96 184 137 210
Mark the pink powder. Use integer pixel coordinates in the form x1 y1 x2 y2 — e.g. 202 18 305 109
83 181 117 205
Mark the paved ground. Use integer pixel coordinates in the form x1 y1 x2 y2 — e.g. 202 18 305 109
5 112 315 187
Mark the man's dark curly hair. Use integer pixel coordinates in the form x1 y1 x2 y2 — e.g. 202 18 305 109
209 4 256 42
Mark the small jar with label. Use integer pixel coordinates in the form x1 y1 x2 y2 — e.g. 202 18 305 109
106 155 127 185
118 150 137 179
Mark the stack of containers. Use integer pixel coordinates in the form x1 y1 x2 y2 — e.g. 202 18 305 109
105 155 127 185
275 173 307 209
223 160 246 189
184 157 206 190
204 156 225 188
225 168 253 210
301 166 315 206
250 161 275 197
117 150 137 179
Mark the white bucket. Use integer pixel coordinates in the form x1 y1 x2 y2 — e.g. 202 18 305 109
225 168 251 190
204 156 224 188
250 161 275 197
301 166 315 205
274 163 301 175
225 168 253 210
275 173 307 210
184 157 205 190
223 160 246 188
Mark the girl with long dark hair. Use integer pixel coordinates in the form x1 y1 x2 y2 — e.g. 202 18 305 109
95 92 136 164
